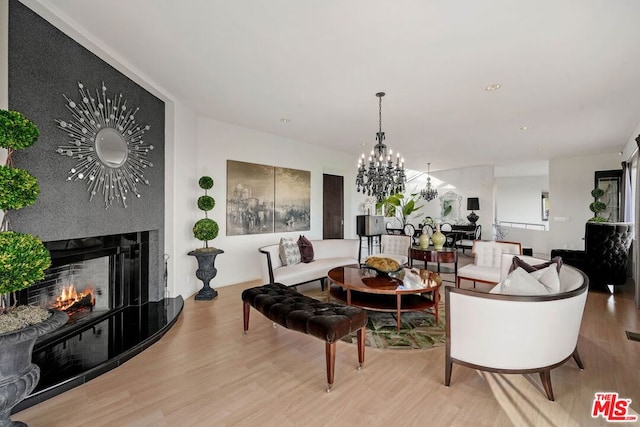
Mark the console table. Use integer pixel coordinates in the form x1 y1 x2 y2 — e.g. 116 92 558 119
409 246 458 283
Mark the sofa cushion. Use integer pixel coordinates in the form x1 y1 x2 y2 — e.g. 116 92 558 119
509 255 562 274
279 237 301 266
272 257 356 286
458 264 502 284
297 235 314 263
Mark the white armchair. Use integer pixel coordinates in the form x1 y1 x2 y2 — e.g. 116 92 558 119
456 240 522 288
375 234 411 266
445 254 589 400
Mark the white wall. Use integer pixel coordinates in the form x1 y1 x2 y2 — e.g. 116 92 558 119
178 117 360 295
165 101 199 299
496 175 548 226
547 152 623 253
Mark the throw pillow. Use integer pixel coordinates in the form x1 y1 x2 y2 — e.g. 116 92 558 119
297 235 314 263
493 267 556 295
279 237 301 266
509 255 563 274
529 265 561 293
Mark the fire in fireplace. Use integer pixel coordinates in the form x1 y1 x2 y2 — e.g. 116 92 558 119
53 284 95 313
24 255 111 326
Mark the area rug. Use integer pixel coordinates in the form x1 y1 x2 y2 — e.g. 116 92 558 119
307 289 446 350
338 301 446 350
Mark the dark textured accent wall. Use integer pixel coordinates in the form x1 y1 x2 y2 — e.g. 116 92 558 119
7 1 165 300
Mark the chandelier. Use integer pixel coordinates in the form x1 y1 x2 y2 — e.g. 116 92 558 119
420 163 438 201
356 92 406 202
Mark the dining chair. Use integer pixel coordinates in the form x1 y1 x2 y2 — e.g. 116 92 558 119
403 223 416 244
455 225 482 254
440 222 454 247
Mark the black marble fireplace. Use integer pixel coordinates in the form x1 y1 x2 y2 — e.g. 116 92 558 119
12 232 183 412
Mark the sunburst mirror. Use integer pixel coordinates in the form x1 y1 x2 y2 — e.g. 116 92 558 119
56 82 154 209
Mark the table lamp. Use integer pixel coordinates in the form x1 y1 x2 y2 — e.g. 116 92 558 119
467 197 480 225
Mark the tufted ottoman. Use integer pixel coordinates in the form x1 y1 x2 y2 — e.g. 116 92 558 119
242 283 367 392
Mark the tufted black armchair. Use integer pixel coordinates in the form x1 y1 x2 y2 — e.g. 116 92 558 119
551 222 634 291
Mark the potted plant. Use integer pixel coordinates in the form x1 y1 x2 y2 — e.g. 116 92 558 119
188 176 223 300
588 187 608 222
0 110 67 426
376 192 424 227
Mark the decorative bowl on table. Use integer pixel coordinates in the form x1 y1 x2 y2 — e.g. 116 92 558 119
364 256 402 276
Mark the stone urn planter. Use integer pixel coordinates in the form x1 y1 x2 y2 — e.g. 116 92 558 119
0 309 67 427
188 248 224 300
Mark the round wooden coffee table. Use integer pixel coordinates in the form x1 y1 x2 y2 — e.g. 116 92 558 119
327 264 441 331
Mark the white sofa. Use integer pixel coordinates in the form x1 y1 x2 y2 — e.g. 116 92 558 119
445 254 589 401
258 239 359 288
456 240 522 288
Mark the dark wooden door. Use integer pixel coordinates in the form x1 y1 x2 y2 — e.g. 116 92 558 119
323 174 344 239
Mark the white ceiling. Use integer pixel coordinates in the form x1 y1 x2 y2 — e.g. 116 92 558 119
34 0 640 173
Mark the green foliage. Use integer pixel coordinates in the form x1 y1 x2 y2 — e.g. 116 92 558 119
199 176 214 190
591 188 605 199
0 231 51 294
193 218 219 243
0 166 39 210
443 200 452 217
0 110 39 150
588 216 608 222
376 193 424 226
589 201 606 214
197 195 215 212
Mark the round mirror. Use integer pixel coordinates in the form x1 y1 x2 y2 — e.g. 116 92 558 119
95 128 128 168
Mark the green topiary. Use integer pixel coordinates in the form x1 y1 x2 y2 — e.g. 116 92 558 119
199 176 213 190
589 201 607 215
591 188 605 199
0 110 39 150
197 195 215 211
0 232 50 294
0 165 39 210
588 186 608 222
193 218 219 242
0 109 51 315
193 175 219 249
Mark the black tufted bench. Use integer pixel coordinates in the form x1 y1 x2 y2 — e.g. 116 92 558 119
242 283 367 392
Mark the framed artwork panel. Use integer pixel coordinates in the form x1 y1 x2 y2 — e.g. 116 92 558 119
226 160 275 235
274 167 311 232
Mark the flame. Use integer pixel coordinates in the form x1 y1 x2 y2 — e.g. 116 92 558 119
54 284 95 311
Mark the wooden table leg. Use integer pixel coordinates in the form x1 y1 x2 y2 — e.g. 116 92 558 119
434 288 439 323
396 294 402 331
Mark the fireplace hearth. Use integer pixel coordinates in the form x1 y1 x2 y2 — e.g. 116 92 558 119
11 232 183 413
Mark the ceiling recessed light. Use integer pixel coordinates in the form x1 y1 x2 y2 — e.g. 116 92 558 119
280 118 291 123
485 83 501 91
520 126 529 130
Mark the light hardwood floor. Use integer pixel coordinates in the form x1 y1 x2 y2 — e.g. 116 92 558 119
14 254 640 426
